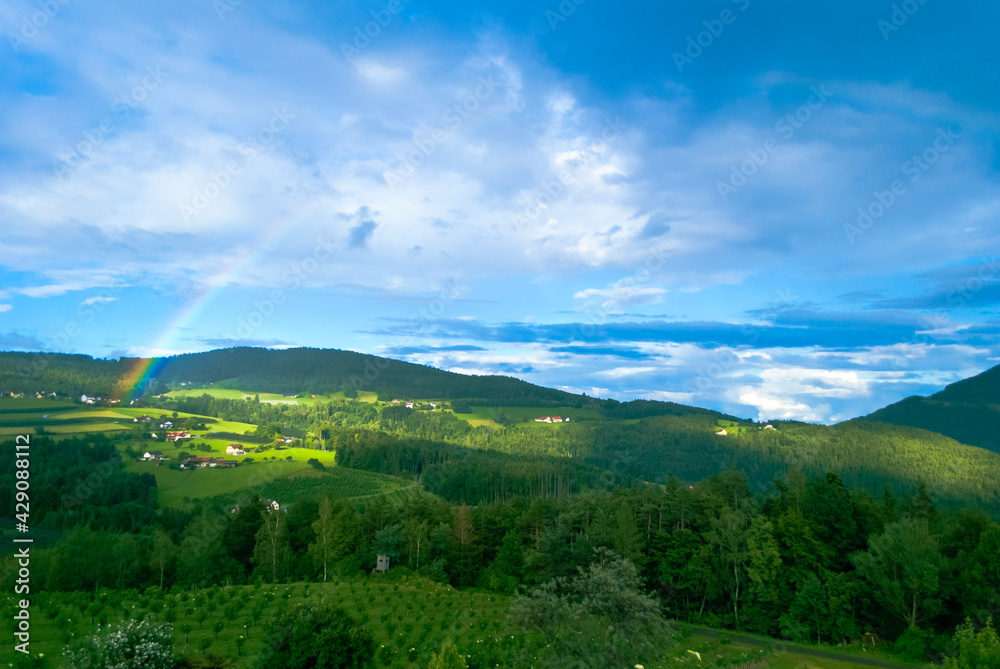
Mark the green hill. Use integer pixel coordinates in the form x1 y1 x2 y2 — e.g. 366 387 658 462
0 347 737 420
857 363 1000 454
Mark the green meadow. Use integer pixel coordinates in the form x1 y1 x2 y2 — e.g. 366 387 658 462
0 399 263 439
454 405 602 428
124 456 416 508
163 387 379 404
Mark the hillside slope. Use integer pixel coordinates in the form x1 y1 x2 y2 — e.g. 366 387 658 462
857 363 1000 453
0 348 736 420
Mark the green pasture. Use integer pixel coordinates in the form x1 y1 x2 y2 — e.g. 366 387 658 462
330 390 379 403
0 420 131 437
0 399 263 442
123 448 409 507
164 388 281 401
126 460 310 506
715 419 755 435
207 468 423 508
452 405 601 428
163 387 379 405
0 397 77 411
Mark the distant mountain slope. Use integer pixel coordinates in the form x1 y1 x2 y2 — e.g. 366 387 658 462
0 352 132 398
581 415 1000 514
857 363 1000 454
155 347 584 405
0 347 736 419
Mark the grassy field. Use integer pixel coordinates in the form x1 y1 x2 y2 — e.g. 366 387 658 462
683 628 924 669
0 399 134 436
715 419 760 436
0 397 77 410
453 405 602 429
124 447 422 508
0 399 262 439
162 387 379 404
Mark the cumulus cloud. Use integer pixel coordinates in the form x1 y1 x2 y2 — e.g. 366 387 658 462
1 0 998 422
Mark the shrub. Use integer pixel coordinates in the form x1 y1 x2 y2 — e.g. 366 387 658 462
253 603 375 669
64 619 175 669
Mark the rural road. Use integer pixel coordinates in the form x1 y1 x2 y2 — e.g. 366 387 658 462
688 625 921 669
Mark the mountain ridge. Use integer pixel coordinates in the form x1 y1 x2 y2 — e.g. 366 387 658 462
856 362 1000 454
0 347 741 421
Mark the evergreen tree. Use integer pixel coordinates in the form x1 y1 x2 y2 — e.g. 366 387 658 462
613 500 643 566
483 531 525 594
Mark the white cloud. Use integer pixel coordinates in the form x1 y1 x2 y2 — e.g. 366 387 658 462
573 278 667 311
646 390 696 404
0 304 12 313
735 388 829 422
594 366 659 378
353 59 407 85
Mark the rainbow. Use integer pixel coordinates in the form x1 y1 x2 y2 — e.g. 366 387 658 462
117 220 305 401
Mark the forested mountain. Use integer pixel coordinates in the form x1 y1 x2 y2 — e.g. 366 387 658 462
857 363 1000 453
154 347 586 405
0 351 134 398
0 347 735 420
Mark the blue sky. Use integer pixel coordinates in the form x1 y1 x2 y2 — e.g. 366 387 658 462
1 0 998 422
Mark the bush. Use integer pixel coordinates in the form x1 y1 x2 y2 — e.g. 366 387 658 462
64 618 175 669
894 626 930 661
253 603 375 669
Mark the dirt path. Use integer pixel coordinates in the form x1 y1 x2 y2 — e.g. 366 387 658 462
689 625 920 669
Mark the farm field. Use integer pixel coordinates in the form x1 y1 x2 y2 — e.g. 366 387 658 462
125 451 418 508
0 581 912 669
0 577 512 668
0 398 263 439
0 403 268 450
0 397 78 411
0 399 132 436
